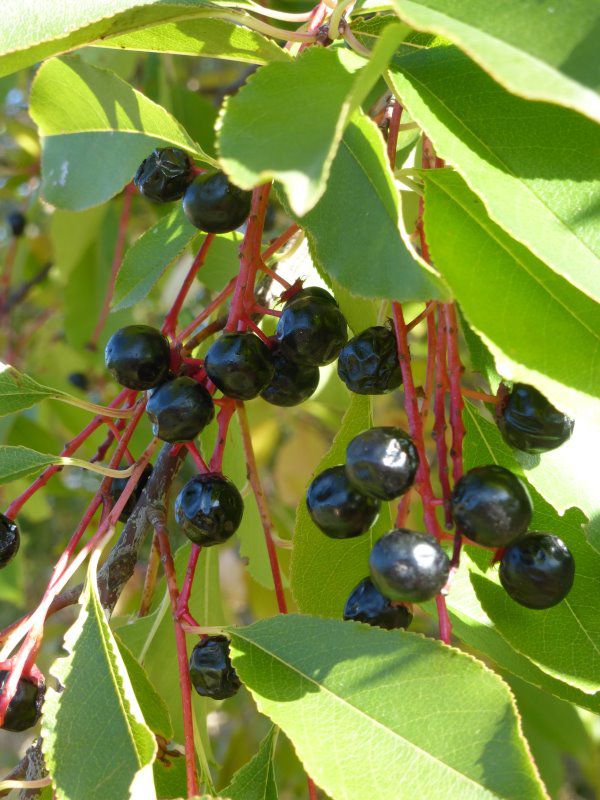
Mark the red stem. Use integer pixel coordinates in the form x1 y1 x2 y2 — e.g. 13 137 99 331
420 311 437 422
176 544 202 622
386 100 402 165
176 277 236 345
209 399 235 472
433 307 452 528
443 304 465 483
185 441 209 474
436 595 452 645
162 234 215 337
260 223 300 263
406 301 435 332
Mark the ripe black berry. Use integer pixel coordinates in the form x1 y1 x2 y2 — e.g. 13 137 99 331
204 332 275 400
345 427 419 500
146 377 214 442
0 671 44 732
183 171 251 233
105 325 171 390
500 533 575 609
175 474 244 546
344 577 412 630
497 383 574 454
110 463 153 523
68 372 89 391
276 295 347 366
451 465 533 547
6 211 26 237
288 286 338 307
369 529 450 603
134 147 193 203
337 326 402 395
260 343 320 406
306 465 380 539
0 513 19 569
189 636 240 699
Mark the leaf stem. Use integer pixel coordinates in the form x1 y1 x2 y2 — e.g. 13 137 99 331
59 457 137 478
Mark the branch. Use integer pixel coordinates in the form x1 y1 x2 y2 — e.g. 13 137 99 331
1 262 52 313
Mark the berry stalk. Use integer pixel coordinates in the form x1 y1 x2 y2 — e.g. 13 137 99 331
163 233 215 337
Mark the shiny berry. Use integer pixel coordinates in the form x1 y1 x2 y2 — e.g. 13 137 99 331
260 344 320 406
189 636 240 699
183 171 251 233
288 286 338 307
337 326 402 395
0 671 44 732
500 533 575 609
306 465 380 539
146 377 214 442
134 147 192 203
276 296 347 366
205 332 275 400
451 465 532 547
345 427 418 501
110 463 153 523
68 372 89 391
7 211 26 237
497 383 574 454
344 577 412 630
0 513 19 569
175 474 244 546
369 529 450 603
105 325 170 390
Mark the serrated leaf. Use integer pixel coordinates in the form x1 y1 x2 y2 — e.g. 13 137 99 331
42 556 157 800
0 362 61 415
462 401 600 696
230 615 547 800
0 446 58 484
285 110 444 300
223 727 278 800
218 27 406 216
99 17 290 65
389 46 600 303
392 0 600 123
30 55 215 210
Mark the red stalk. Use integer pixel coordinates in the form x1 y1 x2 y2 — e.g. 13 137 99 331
163 234 215 337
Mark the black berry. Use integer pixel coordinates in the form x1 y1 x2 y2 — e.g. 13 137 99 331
105 325 171 390
204 332 275 400
68 372 89 391
183 171 251 233
0 513 19 569
175 474 244 546
306 465 380 539
0 671 44 732
189 636 240 700
369 529 450 603
276 295 347 366
7 211 26 237
110 464 153 523
345 427 419 500
451 465 532 547
497 383 574 454
500 533 575 609
260 343 320 406
344 577 412 630
287 286 338 307
337 326 402 395
146 377 214 442
134 147 193 203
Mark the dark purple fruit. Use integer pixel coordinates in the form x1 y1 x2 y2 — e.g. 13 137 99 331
500 533 575 609
345 427 418 500
7 211 26 237
344 577 412 630
105 325 170 390
337 326 402 395
110 463 153 523
183 172 251 233
68 372 89 391
306 465 380 539
497 383 574 454
189 636 240 699
134 147 193 203
260 343 320 406
0 671 44 732
287 286 338 307
0 513 19 569
146 377 214 442
175 474 244 546
204 332 275 400
276 296 347 367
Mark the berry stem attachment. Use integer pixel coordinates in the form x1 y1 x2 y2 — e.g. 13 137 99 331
163 234 215 337
185 441 210 474
209 398 236 472
176 544 202 622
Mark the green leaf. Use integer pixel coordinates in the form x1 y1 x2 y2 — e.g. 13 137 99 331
42 556 157 800
389 46 600 303
218 27 406 215
50 205 107 277
421 169 600 420
463 401 600 696
99 17 290 65
223 727 278 800
113 206 200 310
0 446 58 484
0 362 63 415
286 110 444 301
229 615 547 800
30 55 215 210
392 0 600 123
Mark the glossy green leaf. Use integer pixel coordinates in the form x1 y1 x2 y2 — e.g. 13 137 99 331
30 55 215 210
42 557 157 800
223 727 278 800
230 615 547 800
389 46 600 302
392 0 600 122
0 446 58 484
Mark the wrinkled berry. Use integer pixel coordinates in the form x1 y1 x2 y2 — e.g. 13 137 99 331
110 463 153 523
497 383 574 454
345 427 419 500
146 377 214 442
451 465 532 547
337 326 402 395
276 295 347 367
105 325 171 390
183 172 251 233
205 332 275 400
306 465 380 539
369 529 450 603
500 533 575 609
7 211 26 237
344 577 412 630
260 343 320 406
134 147 193 203
175 474 244 546
0 513 19 569
0 671 44 732
189 636 240 699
